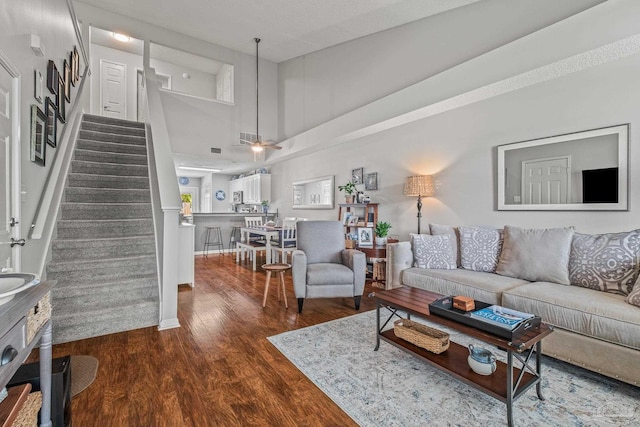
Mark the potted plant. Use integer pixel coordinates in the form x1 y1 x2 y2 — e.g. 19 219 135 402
338 181 357 204
374 221 392 246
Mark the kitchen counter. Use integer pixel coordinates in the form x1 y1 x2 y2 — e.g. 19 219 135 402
191 213 276 254
193 212 276 216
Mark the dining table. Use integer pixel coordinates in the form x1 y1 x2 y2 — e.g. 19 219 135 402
239 226 282 268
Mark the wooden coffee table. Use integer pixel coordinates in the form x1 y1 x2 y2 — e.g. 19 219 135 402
374 287 554 427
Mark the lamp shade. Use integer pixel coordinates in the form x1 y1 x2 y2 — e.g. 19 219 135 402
404 175 435 197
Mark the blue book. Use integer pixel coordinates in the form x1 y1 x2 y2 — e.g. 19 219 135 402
470 305 534 330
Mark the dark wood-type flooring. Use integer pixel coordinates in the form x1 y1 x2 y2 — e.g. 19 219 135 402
39 254 378 426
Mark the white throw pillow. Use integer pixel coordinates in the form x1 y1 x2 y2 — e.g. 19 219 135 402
496 225 574 284
410 234 456 270
459 226 503 273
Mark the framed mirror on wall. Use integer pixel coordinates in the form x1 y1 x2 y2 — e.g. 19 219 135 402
292 176 334 209
497 124 628 211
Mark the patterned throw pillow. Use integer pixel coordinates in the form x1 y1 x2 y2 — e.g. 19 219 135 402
626 277 640 307
569 230 640 295
430 224 460 267
459 226 503 273
410 234 456 270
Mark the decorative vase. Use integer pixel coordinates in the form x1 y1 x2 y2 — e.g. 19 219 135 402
375 236 387 246
467 344 497 375
345 195 355 204
262 205 268 214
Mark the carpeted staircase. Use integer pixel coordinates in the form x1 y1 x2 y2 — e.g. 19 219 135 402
47 114 160 344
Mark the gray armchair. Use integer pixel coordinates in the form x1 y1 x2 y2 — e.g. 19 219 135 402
292 221 366 313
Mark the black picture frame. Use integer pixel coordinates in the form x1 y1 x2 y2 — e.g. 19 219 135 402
73 46 80 84
69 51 76 87
46 60 58 95
365 172 378 191
31 105 46 166
45 97 57 148
63 59 71 102
351 167 364 184
57 75 66 123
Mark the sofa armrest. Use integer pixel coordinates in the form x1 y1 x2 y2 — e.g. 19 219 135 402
292 250 308 298
386 242 413 289
342 249 366 296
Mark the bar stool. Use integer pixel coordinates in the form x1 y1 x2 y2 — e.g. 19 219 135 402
261 263 291 308
203 226 224 257
228 226 242 255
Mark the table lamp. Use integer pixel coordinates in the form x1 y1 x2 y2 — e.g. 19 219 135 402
404 175 435 234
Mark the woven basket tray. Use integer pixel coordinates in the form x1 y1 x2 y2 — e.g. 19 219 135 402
11 391 42 427
393 319 450 354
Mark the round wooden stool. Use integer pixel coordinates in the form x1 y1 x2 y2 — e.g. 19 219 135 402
261 263 292 308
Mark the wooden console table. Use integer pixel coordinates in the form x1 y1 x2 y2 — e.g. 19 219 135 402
0 281 54 427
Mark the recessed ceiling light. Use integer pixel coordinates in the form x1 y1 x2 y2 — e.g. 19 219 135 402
179 166 221 172
113 32 131 42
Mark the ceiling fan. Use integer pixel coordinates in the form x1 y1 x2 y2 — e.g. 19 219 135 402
240 37 281 152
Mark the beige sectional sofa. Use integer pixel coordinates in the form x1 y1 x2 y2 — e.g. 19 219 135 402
386 225 640 386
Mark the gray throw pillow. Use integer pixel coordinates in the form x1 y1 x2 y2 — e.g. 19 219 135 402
459 226 503 273
496 226 574 284
411 234 456 270
429 224 460 267
625 277 640 307
569 230 640 295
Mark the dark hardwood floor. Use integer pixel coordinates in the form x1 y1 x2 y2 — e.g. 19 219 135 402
44 254 378 426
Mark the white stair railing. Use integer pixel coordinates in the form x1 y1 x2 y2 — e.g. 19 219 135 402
143 66 182 330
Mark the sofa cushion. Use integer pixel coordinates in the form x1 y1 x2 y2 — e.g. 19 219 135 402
430 224 461 267
626 277 640 307
502 282 640 350
306 263 354 285
496 226 574 285
459 226 503 273
402 268 528 305
569 230 640 295
410 234 456 270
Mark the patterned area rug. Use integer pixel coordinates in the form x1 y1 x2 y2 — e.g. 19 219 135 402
268 310 640 427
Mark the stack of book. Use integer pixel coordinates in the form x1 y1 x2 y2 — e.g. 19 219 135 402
470 305 534 330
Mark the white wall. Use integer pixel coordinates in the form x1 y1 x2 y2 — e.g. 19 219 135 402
0 0 85 273
270 0 640 239
150 58 216 99
90 43 142 121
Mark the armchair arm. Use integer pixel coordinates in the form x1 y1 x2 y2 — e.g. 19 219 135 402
386 242 413 289
342 249 366 296
291 250 308 298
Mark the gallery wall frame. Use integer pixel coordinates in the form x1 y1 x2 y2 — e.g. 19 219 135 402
63 59 71 102
31 105 46 166
46 60 58 95
34 70 43 103
57 75 66 123
351 167 364 184
45 97 57 148
365 172 378 190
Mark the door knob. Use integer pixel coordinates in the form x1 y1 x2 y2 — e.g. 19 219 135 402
10 238 25 247
9 217 18 227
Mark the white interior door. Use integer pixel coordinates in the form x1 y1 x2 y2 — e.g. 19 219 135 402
0 54 18 270
522 157 570 204
101 59 126 119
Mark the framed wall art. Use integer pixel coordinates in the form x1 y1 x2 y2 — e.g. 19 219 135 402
351 167 363 184
46 60 58 95
63 59 71 102
31 105 46 166
45 97 57 148
34 70 43 103
73 46 80 83
357 227 373 247
365 172 378 190
57 75 66 123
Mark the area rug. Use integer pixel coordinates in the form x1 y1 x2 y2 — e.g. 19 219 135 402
70 355 98 397
268 310 640 427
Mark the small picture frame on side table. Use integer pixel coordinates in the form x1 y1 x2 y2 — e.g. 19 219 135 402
347 215 359 226
365 172 378 190
351 167 363 185
358 227 373 247
31 105 46 166
45 97 57 148
34 70 43 103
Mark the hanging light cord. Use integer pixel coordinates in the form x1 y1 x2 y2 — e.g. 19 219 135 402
255 37 260 142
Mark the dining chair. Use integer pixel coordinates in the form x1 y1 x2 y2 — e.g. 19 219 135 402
236 216 267 270
271 219 297 264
